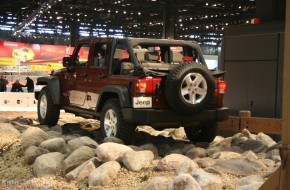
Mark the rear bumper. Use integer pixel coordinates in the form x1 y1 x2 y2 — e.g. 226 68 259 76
122 107 229 125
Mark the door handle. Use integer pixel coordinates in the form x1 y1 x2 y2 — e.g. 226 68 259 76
80 72 88 77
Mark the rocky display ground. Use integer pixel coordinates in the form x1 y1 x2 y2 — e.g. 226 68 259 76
0 111 281 190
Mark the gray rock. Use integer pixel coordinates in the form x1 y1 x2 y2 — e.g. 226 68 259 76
0 123 20 137
241 150 258 160
39 138 66 153
210 136 225 146
256 132 276 147
49 125 63 133
265 149 281 163
241 129 251 138
64 146 95 173
206 147 221 158
21 127 49 151
140 143 159 158
65 157 101 181
63 134 81 142
186 147 206 159
216 137 232 147
260 159 275 168
146 177 169 190
191 168 222 186
237 174 265 186
195 157 216 168
213 151 241 160
95 142 133 162
46 131 63 139
103 137 124 144
33 152 64 177
176 160 199 175
168 174 201 190
209 158 267 176
232 136 248 147
122 150 154 171
182 143 196 154
88 161 121 186
24 146 49 165
241 139 268 153
157 153 193 171
67 136 98 152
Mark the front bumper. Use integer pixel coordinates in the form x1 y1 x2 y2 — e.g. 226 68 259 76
122 107 229 125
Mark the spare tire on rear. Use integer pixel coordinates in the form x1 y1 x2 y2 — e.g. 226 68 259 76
165 62 215 115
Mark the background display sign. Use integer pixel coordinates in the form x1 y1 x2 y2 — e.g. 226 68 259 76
0 41 74 72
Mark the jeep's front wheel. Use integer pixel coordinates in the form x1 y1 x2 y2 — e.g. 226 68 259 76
100 99 136 144
184 122 217 143
37 86 60 126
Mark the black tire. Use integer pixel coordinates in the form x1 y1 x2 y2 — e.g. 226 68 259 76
184 122 217 143
100 98 136 144
165 62 215 115
37 86 60 126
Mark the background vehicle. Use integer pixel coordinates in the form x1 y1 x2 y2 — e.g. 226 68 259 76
35 38 228 144
12 47 35 62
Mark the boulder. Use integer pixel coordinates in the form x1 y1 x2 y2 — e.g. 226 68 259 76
195 157 217 168
237 174 265 186
65 157 101 181
241 139 268 153
122 150 154 171
191 168 222 187
95 142 133 162
103 137 124 144
21 127 49 151
46 131 63 139
146 177 169 190
0 123 20 137
140 143 159 158
265 149 281 163
33 152 64 177
39 138 66 153
157 153 193 171
182 143 196 155
241 151 258 160
176 160 199 175
256 133 276 147
67 136 98 152
186 147 206 159
24 146 49 165
64 146 95 173
212 151 241 160
88 161 121 186
209 158 267 176
168 174 201 190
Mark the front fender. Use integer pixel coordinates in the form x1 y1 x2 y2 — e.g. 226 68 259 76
35 76 61 105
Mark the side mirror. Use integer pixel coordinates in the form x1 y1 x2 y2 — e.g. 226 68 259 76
63 57 71 67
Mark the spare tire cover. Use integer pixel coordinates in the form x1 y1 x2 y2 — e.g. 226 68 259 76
165 62 215 115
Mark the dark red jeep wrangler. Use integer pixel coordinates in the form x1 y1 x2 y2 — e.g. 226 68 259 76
35 38 228 143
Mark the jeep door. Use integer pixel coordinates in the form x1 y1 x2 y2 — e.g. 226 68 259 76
62 42 90 108
84 40 111 110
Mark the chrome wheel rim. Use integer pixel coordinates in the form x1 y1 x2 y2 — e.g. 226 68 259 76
104 109 117 137
39 93 47 119
181 72 207 104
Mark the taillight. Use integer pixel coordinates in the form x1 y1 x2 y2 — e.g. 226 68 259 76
136 79 147 93
218 81 227 94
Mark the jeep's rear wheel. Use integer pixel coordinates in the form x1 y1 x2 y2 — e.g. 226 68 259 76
37 86 60 126
184 122 217 143
100 99 136 144
165 62 215 115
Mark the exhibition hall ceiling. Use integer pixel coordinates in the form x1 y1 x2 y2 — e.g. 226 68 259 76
0 0 256 45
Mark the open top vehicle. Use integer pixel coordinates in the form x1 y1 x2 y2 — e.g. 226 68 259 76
35 37 228 144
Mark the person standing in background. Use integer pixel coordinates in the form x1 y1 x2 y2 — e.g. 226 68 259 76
0 75 8 92
24 77 34 92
